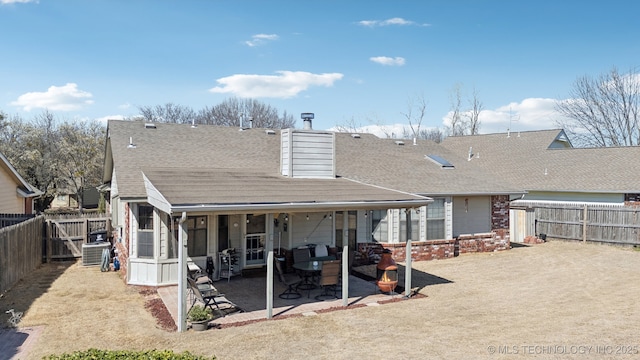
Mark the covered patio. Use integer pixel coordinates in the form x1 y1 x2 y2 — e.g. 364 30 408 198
158 268 405 328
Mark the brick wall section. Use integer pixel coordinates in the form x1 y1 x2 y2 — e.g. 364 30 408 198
457 230 510 254
361 230 510 263
382 239 456 261
491 195 510 230
113 202 130 279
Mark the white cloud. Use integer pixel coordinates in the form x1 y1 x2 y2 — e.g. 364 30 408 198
118 102 131 110
245 33 279 47
11 83 94 111
442 97 564 134
370 56 405 66
358 17 430 27
209 71 344 98
95 115 125 124
1 0 37 4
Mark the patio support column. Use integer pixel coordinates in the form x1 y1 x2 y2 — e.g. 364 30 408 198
341 209 349 306
404 210 412 297
342 244 349 306
266 222 274 319
177 212 188 332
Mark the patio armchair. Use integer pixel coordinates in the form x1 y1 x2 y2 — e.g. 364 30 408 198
187 277 242 316
314 260 341 301
274 258 303 299
292 247 311 264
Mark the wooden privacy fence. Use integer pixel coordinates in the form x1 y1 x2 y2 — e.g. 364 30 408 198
0 213 36 229
45 214 111 261
535 204 640 245
0 215 44 293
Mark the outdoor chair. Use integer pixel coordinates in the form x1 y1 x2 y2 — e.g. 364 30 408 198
274 258 303 299
292 247 311 264
314 244 329 258
187 277 242 316
314 260 341 301
187 257 204 280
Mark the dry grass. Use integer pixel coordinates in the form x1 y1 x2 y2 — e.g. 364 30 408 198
2 241 640 359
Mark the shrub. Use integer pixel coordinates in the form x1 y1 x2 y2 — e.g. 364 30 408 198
187 304 213 322
44 349 215 359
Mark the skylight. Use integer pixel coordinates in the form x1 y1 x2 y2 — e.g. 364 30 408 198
426 154 455 169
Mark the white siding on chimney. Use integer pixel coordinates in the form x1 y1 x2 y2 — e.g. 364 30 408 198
281 129 335 178
281 131 291 176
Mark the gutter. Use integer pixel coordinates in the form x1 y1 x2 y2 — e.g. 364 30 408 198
418 191 527 197
170 199 433 213
17 187 44 198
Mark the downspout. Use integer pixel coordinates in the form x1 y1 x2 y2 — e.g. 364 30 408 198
177 212 188 332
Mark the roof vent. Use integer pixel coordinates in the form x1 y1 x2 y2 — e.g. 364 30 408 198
395 140 405 146
127 137 136 149
301 113 314 130
265 129 276 135
351 133 361 138
144 123 156 129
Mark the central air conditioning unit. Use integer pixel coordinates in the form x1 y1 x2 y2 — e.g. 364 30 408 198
82 242 111 266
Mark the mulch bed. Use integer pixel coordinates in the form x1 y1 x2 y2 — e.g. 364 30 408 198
144 297 177 331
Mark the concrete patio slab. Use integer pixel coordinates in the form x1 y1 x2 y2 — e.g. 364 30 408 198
157 271 401 328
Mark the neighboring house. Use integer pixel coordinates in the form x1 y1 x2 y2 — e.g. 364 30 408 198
49 191 78 210
440 129 640 241
49 187 100 210
0 151 41 214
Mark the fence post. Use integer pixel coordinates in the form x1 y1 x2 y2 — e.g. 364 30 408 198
84 218 89 244
582 204 588 243
46 219 51 263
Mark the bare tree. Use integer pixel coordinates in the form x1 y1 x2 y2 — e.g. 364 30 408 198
419 128 445 143
57 121 105 212
0 111 106 212
401 93 427 139
556 67 640 147
447 84 465 136
195 97 295 129
0 111 61 211
137 103 196 124
446 84 484 136
333 116 364 133
465 87 483 135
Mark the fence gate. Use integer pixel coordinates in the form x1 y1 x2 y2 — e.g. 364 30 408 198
46 216 110 260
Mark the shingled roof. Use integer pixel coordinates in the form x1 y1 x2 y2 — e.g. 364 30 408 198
334 132 525 196
440 129 640 193
104 120 431 211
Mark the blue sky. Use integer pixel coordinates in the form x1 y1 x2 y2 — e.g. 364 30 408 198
2 0 640 136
